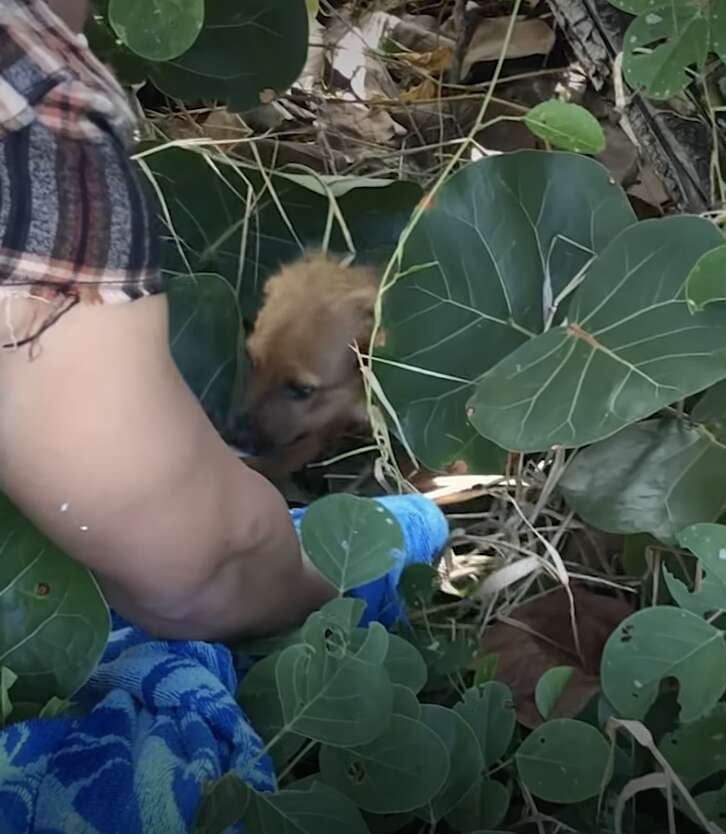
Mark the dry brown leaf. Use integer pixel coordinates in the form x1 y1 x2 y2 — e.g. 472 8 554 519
389 46 453 74
462 17 556 78
480 585 633 728
399 77 441 104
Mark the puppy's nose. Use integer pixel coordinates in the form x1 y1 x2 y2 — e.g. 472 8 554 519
225 413 260 457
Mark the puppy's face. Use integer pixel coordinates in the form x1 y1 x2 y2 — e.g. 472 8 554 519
233 254 378 475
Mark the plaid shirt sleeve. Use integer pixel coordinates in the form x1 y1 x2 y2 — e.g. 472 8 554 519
0 0 165 347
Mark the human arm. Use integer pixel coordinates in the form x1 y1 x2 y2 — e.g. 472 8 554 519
0 293 335 642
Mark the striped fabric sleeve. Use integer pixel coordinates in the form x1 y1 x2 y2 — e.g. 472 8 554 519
0 0 165 348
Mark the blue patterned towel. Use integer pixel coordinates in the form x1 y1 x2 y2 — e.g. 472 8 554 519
0 615 276 834
0 495 448 834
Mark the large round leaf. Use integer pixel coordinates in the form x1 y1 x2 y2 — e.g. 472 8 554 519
515 719 610 803
453 683 517 767
0 496 110 703
524 101 605 154
616 1 710 100
167 273 241 432
300 495 401 594
678 523 726 587
560 418 726 545
140 147 420 320
109 0 204 62
374 150 635 472
149 0 309 112
275 636 393 747
417 705 483 821
444 777 510 832
659 703 726 789
601 607 726 722
469 216 726 452
319 714 450 813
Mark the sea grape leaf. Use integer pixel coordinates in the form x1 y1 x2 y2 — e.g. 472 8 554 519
416 704 483 821
601 607 726 722
470 216 726 452
275 634 393 747
659 702 726 788
535 666 576 720
0 495 110 704
453 683 517 767
109 0 204 62
686 245 726 312
167 273 241 432
140 146 420 320
515 719 610 803
374 150 636 472
610 0 711 100
524 101 605 153
299 495 400 593
319 714 450 813
559 418 726 545
149 0 309 112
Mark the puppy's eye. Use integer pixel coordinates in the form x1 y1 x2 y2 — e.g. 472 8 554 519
284 382 316 401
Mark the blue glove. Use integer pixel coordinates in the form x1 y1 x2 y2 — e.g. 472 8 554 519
291 494 448 628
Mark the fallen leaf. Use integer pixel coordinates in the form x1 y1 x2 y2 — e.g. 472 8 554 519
462 17 556 78
399 77 441 104
480 586 633 728
390 46 453 74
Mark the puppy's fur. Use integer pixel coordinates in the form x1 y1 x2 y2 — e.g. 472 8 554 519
234 251 379 475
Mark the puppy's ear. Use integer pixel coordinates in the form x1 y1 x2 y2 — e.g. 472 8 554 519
347 279 379 348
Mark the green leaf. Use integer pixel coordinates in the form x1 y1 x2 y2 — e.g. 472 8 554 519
666 523 726 613
316 597 367 633
678 523 726 582
686 245 726 312
444 777 510 832
559 418 726 545
300 495 401 594
659 703 726 788
398 563 437 610
535 666 575 720
319 714 450 814
276 637 393 747
191 773 251 834
149 0 309 112
84 9 149 85
167 273 241 431
692 379 726 423
37 696 72 719
469 216 726 452
663 564 726 617
392 684 421 718
515 719 611 803
243 782 370 834
0 496 110 703
524 101 605 154
0 667 17 725
109 0 204 62
143 147 421 320
601 607 726 721
374 150 635 471
453 683 517 767
417 705 483 821
618 1 710 100
236 652 304 771
382 634 428 694
194 777 370 834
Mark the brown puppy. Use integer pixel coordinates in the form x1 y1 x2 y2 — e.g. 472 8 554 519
232 251 379 476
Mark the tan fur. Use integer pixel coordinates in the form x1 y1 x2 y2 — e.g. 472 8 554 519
236 251 379 475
